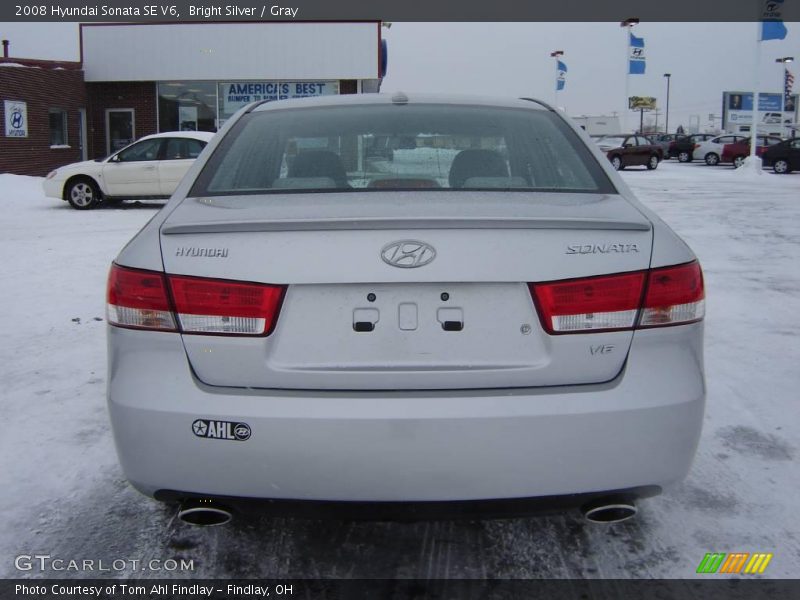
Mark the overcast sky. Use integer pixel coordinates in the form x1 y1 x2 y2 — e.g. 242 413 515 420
1 21 797 131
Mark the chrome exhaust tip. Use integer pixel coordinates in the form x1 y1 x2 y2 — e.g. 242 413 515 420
582 501 637 524
177 501 233 526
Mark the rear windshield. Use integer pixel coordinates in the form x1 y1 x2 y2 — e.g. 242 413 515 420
191 104 615 196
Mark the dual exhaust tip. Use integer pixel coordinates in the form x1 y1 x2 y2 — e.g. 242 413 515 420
581 499 637 524
176 498 636 526
177 500 233 527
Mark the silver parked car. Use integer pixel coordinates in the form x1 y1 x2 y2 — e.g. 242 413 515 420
106 94 706 525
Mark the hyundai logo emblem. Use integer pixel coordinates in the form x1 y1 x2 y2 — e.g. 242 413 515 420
381 240 437 268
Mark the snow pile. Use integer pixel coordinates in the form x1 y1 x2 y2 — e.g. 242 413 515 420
730 156 766 178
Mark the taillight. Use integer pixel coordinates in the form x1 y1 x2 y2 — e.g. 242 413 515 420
530 272 645 333
106 264 285 336
107 264 176 331
529 261 704 334
640 261 705 327
169 275 284 335
693 144 701 149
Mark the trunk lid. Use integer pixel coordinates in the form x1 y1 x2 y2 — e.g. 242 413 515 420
160 191 652 390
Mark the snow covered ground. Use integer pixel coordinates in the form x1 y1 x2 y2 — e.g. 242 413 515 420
0 161 798 579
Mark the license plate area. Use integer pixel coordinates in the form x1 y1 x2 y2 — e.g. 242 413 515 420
270 282 545 371
352 288 466 334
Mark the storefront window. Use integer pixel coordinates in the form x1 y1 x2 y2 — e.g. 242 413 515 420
158 81 341 132
158 82 217 133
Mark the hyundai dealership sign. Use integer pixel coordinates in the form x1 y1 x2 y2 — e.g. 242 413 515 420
4 100 28 138
722 91 798 134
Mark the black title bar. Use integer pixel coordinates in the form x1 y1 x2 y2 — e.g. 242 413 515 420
3 0 800 22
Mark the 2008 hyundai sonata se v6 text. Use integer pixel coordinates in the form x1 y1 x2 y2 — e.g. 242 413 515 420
106 93 705 525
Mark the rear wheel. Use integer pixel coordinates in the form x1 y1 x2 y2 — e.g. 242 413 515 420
773 159 791 174
733 155 746 169
610 155 623 171
66 178 100 210
704 153 720 166
678 151 691 163
646 155 659 170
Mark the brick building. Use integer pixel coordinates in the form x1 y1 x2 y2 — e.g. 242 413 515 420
0 56 86 176
1 22 385 176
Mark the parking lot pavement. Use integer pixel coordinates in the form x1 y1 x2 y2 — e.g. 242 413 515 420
1 162 798 578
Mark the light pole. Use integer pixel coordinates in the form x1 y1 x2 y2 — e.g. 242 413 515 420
663 73 671 135
775 57 794 138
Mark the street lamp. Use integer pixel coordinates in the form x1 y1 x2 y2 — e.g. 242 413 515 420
775 57 794 138
663 73 671 135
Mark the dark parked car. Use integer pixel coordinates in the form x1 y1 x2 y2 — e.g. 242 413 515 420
721 136 784 168
596 135 663 170
651 134 683 159
669 133 716 162
762 138 800 173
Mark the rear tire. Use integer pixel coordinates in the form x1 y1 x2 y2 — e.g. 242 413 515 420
773 159 791 174
733 155 746 169
704 153 720 166
65 177 100 210
610 156 623 171
678 151 691 163
646 155 659 170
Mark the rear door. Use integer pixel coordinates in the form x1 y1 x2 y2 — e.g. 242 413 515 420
790 139 800 168
158 137 207 196
635 136 651 164
160 193 653 391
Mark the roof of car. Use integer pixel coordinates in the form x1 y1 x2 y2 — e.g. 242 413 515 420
250 93 551 113
139 131 215 142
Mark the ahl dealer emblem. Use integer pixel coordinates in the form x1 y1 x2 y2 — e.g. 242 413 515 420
192 419 251 441
381 240 436 268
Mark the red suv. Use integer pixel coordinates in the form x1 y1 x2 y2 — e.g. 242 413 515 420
721 136 784 168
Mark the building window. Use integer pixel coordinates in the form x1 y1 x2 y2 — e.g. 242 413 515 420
49 109 68 146
158 82 218 133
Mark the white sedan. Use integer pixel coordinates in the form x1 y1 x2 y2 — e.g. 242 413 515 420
692 134 747 166
43 131 214 209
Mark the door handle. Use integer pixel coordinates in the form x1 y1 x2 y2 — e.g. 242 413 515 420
143 165 156 170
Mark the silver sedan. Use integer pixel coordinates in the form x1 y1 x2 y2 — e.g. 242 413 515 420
106 94 705 525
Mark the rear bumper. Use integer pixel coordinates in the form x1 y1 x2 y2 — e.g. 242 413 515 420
154 486 661 520
107 323 705 504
